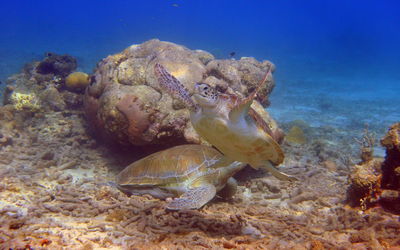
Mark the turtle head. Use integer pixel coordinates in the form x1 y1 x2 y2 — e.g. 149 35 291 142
193 83 218 107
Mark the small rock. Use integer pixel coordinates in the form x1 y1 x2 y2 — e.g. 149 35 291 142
322 160 337 172
261 179 281 193
309 227 324 235
40 85 66 111
395 166 400 176
41 151 54 160
0 134 13 147
380 190 400 201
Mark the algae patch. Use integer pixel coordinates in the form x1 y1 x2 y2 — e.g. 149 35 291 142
286 126 307 144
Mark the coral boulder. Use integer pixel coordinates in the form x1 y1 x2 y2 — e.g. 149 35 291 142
84 39 281 147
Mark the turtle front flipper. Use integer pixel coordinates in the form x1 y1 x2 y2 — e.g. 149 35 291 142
255 161 298 181
229 63 273 121
154 63 197 112
166 183 216 210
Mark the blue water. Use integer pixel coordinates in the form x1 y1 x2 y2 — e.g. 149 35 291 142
1 0 399 131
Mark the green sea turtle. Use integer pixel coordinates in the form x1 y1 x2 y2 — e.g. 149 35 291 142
116 144 246 210
154 63 297 181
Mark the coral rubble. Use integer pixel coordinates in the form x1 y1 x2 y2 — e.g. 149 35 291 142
0 40 399 249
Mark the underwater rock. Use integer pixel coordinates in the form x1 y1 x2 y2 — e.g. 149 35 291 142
36 52 77 77
0 132 13 148
347 159 382 208
380 122 400 190
347 123 400 214
39 85 66 111
378 123 400 214
61 91 83 109
0 106 17 149
205 57 276 106
347 127 382 209
84 39 281 147
3 53 87 114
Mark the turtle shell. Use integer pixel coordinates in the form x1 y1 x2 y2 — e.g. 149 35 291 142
117 144 223 186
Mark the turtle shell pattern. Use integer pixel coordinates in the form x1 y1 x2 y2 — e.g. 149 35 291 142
117 144 223 187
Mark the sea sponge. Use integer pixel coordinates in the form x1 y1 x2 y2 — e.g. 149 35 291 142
285 126 307 144
65 72 90 91
9 92 41 112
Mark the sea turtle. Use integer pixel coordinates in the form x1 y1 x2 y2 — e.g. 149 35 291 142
116 144 246 210
154 63 297 181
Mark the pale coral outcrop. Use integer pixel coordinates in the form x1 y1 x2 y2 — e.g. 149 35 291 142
84 39 280 147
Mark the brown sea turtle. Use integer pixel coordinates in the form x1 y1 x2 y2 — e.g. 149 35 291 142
116 144 246 210
154 63 297 181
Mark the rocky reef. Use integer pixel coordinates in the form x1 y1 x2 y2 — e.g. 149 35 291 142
3 52 87 112
347 123 400 214
36 53 77 77
84 39 281 147
0 40 399 249
380 123 400 191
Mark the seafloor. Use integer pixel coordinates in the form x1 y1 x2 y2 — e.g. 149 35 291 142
1 51 400 249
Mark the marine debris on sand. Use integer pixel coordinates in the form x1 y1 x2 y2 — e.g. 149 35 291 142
0 40 399 249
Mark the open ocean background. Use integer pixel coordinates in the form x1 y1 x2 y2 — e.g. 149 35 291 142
1 0 399 135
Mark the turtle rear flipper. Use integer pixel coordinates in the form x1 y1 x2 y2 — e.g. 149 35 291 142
217 177 238 199
166 183 216 210
255 161 298 181
154 63 197 112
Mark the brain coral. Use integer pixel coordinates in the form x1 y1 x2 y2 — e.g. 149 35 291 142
65 72 90 92
84 39 281 147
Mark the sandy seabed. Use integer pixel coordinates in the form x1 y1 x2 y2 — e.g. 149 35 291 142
0 105 399 250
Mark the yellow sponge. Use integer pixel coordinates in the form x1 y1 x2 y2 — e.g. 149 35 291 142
10 92 41 111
